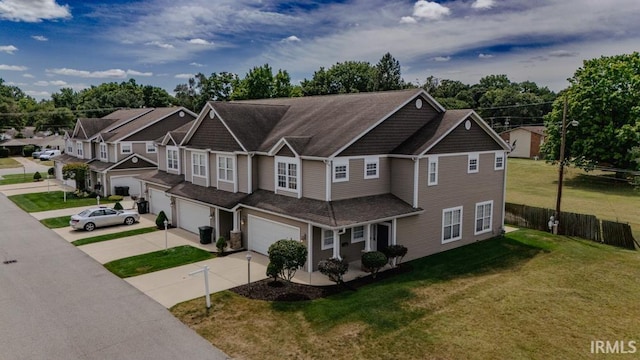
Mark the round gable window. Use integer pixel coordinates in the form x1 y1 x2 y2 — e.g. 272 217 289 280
209 110 215 119
415 98 423 109
131 156 138 163
179 111 185 117
465 120 472 130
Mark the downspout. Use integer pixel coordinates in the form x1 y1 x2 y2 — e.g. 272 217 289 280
412 157 419 208
247 152 254 194
307 223 313 272
324 159 332 202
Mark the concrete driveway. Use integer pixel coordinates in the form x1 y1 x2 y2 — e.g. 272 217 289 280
0 156 52 177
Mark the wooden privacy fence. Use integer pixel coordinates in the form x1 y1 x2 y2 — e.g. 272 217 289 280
505 203 636 250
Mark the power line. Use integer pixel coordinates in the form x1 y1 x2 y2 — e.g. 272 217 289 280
0 107 126 117
476 101 554 111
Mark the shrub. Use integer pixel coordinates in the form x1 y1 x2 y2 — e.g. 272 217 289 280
382 244 408 267
155 211 169 229
33 171 42 181
361 251 387 278
0 147 8 158
318 257 349 284
266 239 307 282
266 262 280 282
48 167 55 176
216 236 227 254
62 163 89 191
107 195 124 201
22 145 34 157
113 202 123 210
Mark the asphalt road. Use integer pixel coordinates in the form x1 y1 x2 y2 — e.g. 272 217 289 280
0 194 229 360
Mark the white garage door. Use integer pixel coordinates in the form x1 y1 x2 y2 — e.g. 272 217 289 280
149 188 172 219
110 176 142 197
176 199 210 234
247 215 300 255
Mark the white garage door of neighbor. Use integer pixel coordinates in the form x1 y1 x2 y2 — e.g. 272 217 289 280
176 199 210 234
110 176 142 196
149 188 172 219
248 215 300 255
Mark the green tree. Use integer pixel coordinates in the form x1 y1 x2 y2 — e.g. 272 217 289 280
374 52 403 91
62 163 89 191
233 64 274 100
266 239 307 282
273 69 293 98
542 52 640 173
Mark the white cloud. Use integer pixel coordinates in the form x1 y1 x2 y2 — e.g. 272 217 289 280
46 68 128 78
399 16 417 24
478 53 494 58
34 80 69 87
472 0 495 10
549 50 579 58
433 56 451 62
0 64 27 71
146 41 174 49
23 73 34 78
25 90 50 97
281 35 300 43
6 81 27 86
34 81 49 86
412 1 450 20
188 38 212 45
126 69 153 76
0 45 18 54
190 62 204 67
174 73 194 79
0 0 71 22
31 35 48 41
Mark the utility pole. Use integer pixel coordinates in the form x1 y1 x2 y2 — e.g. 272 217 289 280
555 97 568 234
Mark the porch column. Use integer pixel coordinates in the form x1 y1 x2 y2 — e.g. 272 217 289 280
214 208 220 239
365 224 373 252
332 229 341 260
233 209 240 231
392 218 397 245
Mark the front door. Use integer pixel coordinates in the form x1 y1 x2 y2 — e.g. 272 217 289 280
376 222 391 253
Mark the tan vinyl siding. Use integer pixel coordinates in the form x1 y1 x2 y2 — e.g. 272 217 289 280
312 227 333 271
157 145 167 171
252 156 258 192
208 153 218 185
184 150 192 182
257 155 274 191
302 160 325 200
332 157 390 201
132 143 146 156
390 158 414 205
340 228 366 262
237 155 248 193
428 119 503 154
218 210 234 240
108 144 117 162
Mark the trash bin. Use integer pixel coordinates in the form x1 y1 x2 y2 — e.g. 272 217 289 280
198 226 213 244
114 186 123 196
137 200 148 214
122 186 130 196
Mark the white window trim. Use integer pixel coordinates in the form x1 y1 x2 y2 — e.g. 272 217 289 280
166 146 179 172
275 156 300 194
333 159 349 182
99 143 107 161
351 226 365 243
475 200 493 235
322 229 334 250
363 157 379 179
76 141 83 157
146 141 157 153
428 157 438 186
494 152 505 170
468 153 479 174
191 151 208 178
66 140 73 154
217 154 235 183
442 206 463 244
120 142 132 155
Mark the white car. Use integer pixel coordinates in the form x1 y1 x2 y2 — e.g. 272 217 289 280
39 149 61 160
70 207 140 231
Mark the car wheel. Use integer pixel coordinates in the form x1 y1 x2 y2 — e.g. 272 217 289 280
84 222 96 231
124 217 135 225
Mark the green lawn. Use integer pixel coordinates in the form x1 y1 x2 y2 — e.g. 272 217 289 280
8 191 115 212
40 216 71 229
172 230 640 360
104 245 213 278
0 173 37 185
0 157 21 169
506 158 640 239
72 227 158 246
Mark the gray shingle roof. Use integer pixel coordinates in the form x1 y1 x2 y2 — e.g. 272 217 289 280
136 170 185 188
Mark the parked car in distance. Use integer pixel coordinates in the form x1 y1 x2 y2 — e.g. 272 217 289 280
39 149 61 160
32 150 43 159
70 207 140 231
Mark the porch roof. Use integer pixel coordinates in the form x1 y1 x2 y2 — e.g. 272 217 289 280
167 182 248 209
241 189 422 228
136 170 184 188
53 153 89 165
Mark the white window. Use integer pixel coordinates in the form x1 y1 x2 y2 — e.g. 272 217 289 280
428 157 438 186
99 143 107 160
66 141 73 154
276 158 298 191
495 152 505 170
333 160 349 182
442 206 463 243
192 152 206 177
121 142 132 154
364 157 379 179
475 201 493 235
468 153 479 173
167 147 179 171
76 141 83 157
322 230 334 250
217 155 234 182
351 226 365 243
146 142 157 153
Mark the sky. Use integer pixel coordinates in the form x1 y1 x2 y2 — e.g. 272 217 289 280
1 0 639 101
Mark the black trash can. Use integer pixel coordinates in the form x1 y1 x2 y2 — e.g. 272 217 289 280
114 186 123 196
198 226 213 244
137 200 148 214
122 186 130 196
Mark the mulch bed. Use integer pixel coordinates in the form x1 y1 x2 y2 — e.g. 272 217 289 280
230 264 413 301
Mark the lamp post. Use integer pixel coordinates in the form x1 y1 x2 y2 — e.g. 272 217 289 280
164 219 169 251
96 195 100 205
554 97 578 234
246 252 252 288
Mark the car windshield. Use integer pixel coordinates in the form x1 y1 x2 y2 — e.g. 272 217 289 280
78 210 92 217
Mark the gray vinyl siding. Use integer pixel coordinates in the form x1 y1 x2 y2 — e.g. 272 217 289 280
340 228 366 263
184 150 192 182
207 153 217 186
302 160 325 200
428 119 503 154
397 153 505 262
257 155 274 191
157 146 167 171
390 158 414 205
252 157 259 192
132 143 146 156
276 146 295 157
218 210 234 241
331 157 390 201
312 227 333 271
108 144 117 162
237 155 249 193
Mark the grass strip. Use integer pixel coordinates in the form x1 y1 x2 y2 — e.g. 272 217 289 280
104 245 213 278
40 215 71 229
72 226 158 246
8 191 115 212
0 173 37 185
0 158 21 169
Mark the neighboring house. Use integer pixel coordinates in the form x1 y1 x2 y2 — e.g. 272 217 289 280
500 126 546 159
53 107 197 195
0 134 65 156
138 89 510 271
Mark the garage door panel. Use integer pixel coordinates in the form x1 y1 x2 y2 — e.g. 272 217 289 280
110 176 142 196
176 199 210 234
149 188 171 219
247 215 299 255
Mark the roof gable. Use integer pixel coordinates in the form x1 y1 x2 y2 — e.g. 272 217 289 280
183 109 244 152
105 108 196 142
